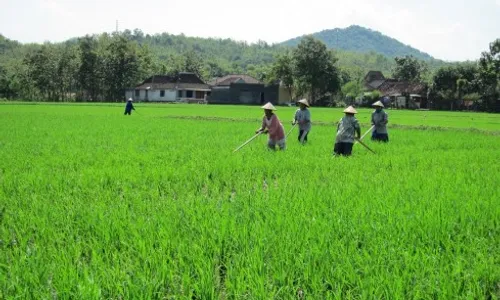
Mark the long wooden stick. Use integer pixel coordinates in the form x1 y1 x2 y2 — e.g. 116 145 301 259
360 125 375 141
355 138 376 154
233 132 262 153
286 123 296 138
354 125 374 145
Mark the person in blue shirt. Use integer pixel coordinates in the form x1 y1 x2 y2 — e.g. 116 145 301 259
371 101 389 142
334 106 361 156
293 99 311 144
124 98 135 115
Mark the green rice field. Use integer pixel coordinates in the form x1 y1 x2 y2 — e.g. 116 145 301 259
1 103 499 299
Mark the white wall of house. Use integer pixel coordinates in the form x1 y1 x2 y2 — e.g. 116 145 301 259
126 89 177 102
126 88 208 102
147 89 176 102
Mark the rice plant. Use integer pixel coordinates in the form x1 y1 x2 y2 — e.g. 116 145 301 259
0 104 499 299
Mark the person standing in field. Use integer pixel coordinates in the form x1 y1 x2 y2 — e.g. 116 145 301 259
293 99 311 144
256 102 286 151
334 106 361 156
124 98 135 115
371 100 389 142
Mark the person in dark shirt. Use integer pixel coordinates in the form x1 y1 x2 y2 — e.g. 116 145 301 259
371 101 389 142
124 98 135 115
293 99 311 144
334 106 361 156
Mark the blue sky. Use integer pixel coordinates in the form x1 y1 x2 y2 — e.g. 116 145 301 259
1 0 499 61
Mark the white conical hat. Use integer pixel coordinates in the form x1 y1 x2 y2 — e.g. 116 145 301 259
261 102 277 110
296 99 310 107
343 106 358 114
128 98 133 101
372 100 384 107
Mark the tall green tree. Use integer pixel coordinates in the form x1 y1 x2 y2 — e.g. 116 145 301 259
55 45 79 101
205 61 226 79
430 63 479 110
478 39 500 111
103 35 149 101
292 36 341 104
183 50 204 79
456 78 468 103
23 45 59 100
0 65 14 98
78 36 102 101
392 55 428 82
270 52 295 100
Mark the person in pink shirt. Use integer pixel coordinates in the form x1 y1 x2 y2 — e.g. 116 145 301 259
255 102 286 150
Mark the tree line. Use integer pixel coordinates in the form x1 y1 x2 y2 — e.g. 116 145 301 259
0 31 498 111
0 33 155 102
391 41 499 112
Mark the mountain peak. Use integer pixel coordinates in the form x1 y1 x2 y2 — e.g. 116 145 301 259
281 25 434 60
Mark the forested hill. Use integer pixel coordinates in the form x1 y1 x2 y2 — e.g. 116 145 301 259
281 25 434 61
0 35 21 55
0 29 446 82
113 29 446 77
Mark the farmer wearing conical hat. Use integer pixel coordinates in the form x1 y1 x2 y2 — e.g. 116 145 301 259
371 100 389 142
334 106 361 156
256 102 286 150
124 98 135 115
293 99 311 144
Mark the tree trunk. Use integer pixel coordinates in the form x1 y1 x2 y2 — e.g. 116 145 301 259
310 86 315 105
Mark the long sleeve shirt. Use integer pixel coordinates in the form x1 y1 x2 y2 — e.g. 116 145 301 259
262 114 285 141
336 115 360 143
294 108 311 131
371 110 388 134
125 102 134 111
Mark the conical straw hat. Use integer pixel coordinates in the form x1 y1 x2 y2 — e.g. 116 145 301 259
296 99 310 107
343 106 358 114
261 102 277 110
372 100 384 107
128 98 133 101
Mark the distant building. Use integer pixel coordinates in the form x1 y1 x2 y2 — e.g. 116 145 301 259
363 71 386 91
363 70 428 109
125 72 210 103
207 75 279 105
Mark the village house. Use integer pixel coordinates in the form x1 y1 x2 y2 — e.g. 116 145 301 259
363 71 386 91
207 75 280 105
125 72 211 103
363 71 428 109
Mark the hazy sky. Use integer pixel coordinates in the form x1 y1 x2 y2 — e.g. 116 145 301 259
1 0 499 61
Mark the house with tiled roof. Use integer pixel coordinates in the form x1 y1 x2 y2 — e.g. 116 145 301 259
208 74 262 86
363 71 386 91
208 74 279 105
363 71 429 109
125 72 211 102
